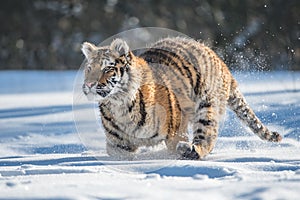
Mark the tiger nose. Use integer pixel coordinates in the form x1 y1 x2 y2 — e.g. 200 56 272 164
85 82 97 88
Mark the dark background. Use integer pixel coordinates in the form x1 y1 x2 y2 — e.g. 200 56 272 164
0 0 299 70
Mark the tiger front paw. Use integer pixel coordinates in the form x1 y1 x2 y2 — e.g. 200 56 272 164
176 141 200 160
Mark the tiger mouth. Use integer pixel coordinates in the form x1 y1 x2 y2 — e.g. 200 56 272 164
84 90 111 101
82 75 120 101
96 82 115 98
82 83 112 100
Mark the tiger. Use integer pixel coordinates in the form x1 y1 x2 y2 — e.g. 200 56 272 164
81 37 282 160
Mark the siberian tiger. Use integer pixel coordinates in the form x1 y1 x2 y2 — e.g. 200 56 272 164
81 37 282 160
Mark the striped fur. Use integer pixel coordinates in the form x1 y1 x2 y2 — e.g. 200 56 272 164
81 37 282 160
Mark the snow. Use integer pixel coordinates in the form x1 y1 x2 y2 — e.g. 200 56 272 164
0 70 299 199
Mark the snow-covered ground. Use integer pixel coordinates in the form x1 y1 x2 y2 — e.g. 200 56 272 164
0 70 299 199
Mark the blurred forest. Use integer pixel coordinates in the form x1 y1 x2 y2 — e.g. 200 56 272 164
0 0 299 70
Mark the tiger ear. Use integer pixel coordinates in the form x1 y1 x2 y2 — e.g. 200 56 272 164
110 38 129 57
81 42 97 60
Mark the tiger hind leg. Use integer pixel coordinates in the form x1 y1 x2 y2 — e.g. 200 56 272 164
177 100 219 160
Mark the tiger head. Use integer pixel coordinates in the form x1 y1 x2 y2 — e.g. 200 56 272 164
81 39 134 101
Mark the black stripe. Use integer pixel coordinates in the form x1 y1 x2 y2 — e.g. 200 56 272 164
100 117 124 141
150 132 159 139
198 119 216 126
154 83 174 136
143 49 190 94
131 89 147 135
136 89 147 128
120 67 125 77
173 94 182 131
194 73 201 95
116 57 126 65
198 101 212 110
166 88 173 134
153 39 201 92
107 130 123 141
116 144 134 152
142 49 186 77
235 104 245 114
151 59 190 93
167 48 194 89
166 134 169 140
193 128 204 135
99 103 123 133
241 108 250 120
128 99 135 112
249 119 263 133
99 104 113 122
153 40 199 72
193 135 205 144
155 39 199 65
121 87 128 93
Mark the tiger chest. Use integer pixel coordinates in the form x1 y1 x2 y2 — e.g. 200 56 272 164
103 103 163 142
